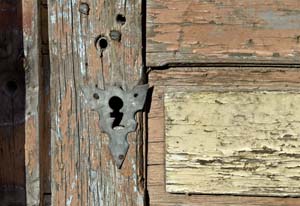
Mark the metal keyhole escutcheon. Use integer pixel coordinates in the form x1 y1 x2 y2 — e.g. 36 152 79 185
83 84 149 168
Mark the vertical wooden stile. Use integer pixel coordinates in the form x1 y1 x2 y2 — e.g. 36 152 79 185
23 0 41 205
48 0 145 205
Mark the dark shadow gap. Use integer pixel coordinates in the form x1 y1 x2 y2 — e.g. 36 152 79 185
141 0 148 83
141 0 151 205
39 1 51 205
148 62 300 71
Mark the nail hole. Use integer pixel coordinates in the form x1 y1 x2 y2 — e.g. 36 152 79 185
6 80 18 95
116 14 126 25
98 37 108 49
93 93 99 100
119 154 124 160
134 93 138 98
109 96 124 129
79 2 90 15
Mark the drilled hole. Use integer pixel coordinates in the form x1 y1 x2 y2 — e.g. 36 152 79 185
116 14 126 25
98 37 108 49
109 96 124 129
134 93 138 98
93 93 99 100
6 80 18 95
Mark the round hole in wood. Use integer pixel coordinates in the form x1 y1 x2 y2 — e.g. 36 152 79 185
6 80 18 95
116 14 126 25
98 37 108 49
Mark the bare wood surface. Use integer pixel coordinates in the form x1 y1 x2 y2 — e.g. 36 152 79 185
147 68 300 205
23 0 41 205
148 171 300 206
147 0 300 66
48 0 145 205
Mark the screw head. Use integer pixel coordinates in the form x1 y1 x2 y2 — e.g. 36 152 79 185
93 93 99 100
119 154 124 160
79 3 90 15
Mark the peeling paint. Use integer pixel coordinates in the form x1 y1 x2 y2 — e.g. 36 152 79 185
147 0 300 66
166 91 300 197
66 195 73 206
259 11 300 30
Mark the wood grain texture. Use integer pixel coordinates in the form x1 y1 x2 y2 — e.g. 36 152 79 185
0 0 25 195
23 0 41 205
148 165 300 206
147 68 300 205
165 91 300 196
48 0 145 205
147 0 300 66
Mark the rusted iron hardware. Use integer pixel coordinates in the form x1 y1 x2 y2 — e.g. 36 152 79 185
83 84 149 168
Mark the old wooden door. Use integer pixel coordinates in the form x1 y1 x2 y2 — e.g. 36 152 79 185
2 0 300 205
146 0 300 205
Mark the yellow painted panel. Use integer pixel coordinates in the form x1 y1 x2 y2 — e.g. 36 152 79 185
165 91 300 196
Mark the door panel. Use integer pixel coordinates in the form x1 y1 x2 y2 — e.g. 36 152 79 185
165 90 300 196
147 0 300 66
147 68 300 205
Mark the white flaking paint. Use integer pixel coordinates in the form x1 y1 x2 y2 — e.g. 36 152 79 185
66 195 73 206
165 91 300 197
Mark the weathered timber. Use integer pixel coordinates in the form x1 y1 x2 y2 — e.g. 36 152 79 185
147 68 300 205
48 0 145 205
147 0 300 66
23 0 42 205
166 91 300 196
0 0 25 205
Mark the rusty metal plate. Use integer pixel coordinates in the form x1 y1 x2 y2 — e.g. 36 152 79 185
83 84 148 168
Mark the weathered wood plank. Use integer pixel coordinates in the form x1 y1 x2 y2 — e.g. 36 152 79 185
147 0 300 66
147 68 300 205
149 68 300 90
148 142 164 165
148 167 300 206
48 0 145 205
23 0 41 204
165 91 300 196
148 164 300 206
0 3 25 204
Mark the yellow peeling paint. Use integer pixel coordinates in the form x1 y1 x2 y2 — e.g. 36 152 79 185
165 91 300 196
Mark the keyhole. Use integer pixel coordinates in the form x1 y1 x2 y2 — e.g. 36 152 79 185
109 96 124 129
